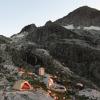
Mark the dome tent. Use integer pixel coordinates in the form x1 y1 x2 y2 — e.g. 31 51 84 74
13 80 33 91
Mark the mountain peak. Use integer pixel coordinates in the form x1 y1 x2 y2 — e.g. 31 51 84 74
71 6 99 14
76 6 96 10
45 20 53 26
55 6 100 27
20 24 37 33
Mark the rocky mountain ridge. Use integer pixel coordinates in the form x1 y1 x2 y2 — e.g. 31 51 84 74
55 6 100 27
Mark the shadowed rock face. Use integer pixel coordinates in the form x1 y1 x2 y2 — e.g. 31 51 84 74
49 40 100 84
26 22 82 45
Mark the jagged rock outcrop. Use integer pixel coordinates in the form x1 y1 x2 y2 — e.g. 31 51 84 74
20 24 37 33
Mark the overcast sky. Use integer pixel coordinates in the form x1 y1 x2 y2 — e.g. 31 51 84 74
0 0 100 37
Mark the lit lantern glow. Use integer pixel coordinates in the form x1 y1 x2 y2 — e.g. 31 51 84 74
48 77 54 88
54 96 58 100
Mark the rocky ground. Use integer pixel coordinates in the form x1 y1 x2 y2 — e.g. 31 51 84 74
0 89 53 100
77 89 100 100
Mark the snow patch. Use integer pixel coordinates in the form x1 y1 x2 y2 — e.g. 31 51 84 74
63 25 100 31
63 24 74 29
15 34 24 38
77 26 81 29
11 32 28 42
84 26 100 30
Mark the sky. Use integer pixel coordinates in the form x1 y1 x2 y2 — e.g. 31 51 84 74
0 0 100 37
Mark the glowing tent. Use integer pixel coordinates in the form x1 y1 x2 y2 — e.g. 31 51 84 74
13 80 33 91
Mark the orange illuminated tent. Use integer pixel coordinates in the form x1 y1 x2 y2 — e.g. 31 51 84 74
13 80 33 91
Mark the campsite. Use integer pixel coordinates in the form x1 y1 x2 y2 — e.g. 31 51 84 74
0 66 71 100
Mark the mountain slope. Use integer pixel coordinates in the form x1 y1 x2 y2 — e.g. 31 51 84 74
55 6 100 27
